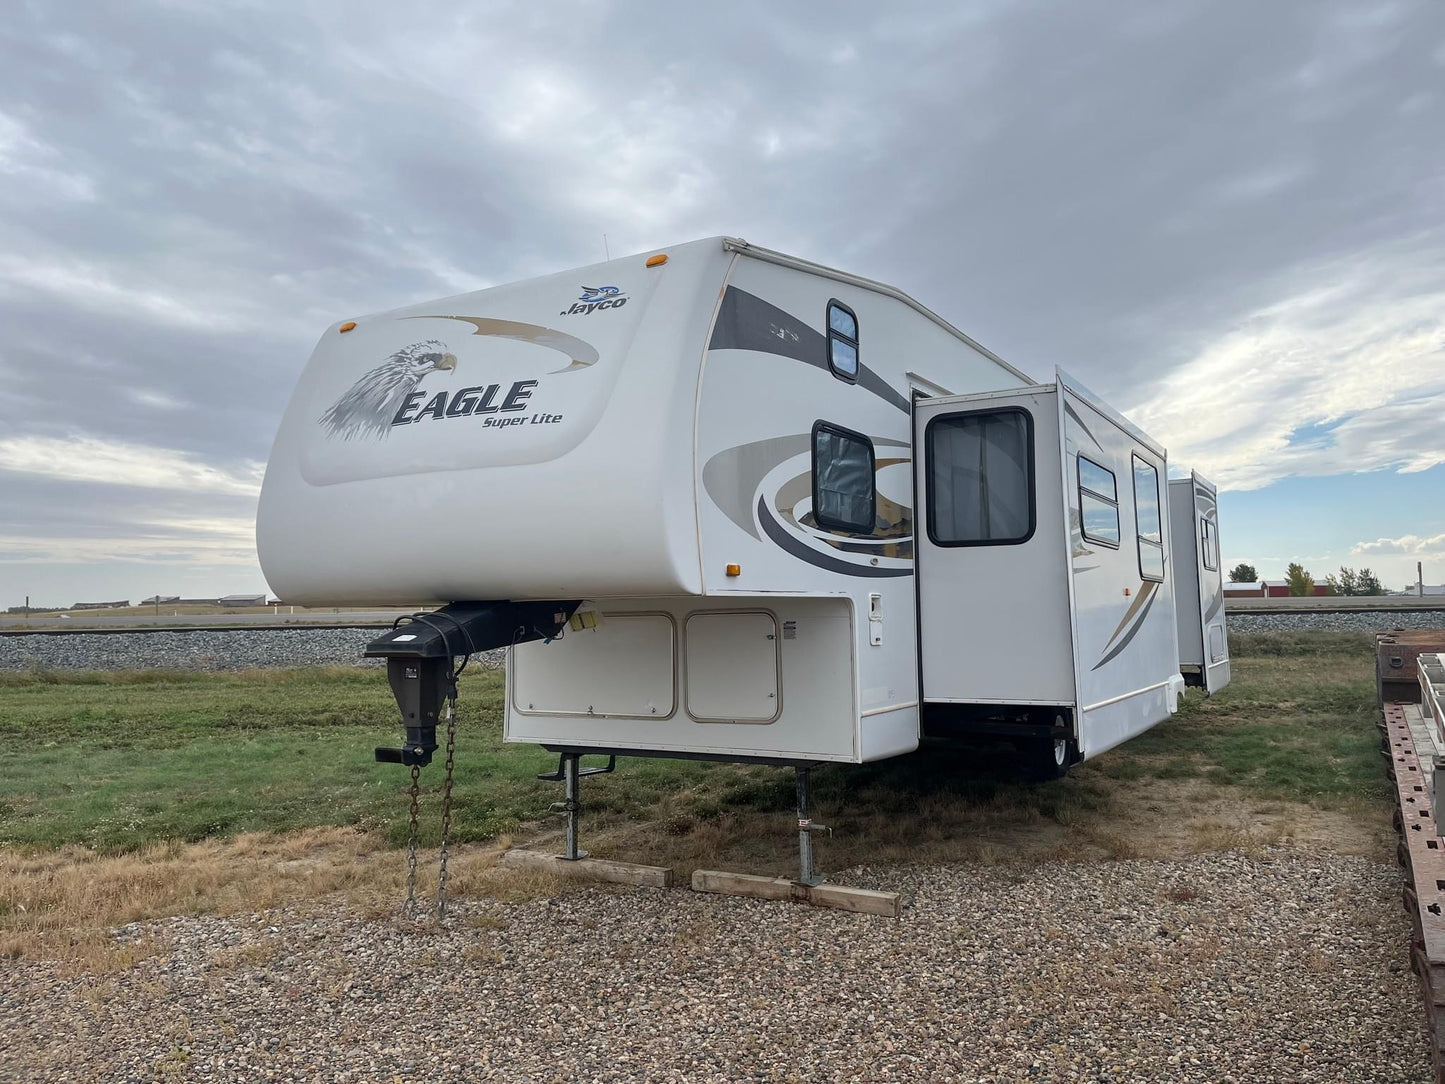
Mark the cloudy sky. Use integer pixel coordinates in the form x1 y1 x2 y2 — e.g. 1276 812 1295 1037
1 0 1442 607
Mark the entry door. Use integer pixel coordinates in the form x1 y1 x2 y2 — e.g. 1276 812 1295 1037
1191 473 1231 693
912 389 1073 705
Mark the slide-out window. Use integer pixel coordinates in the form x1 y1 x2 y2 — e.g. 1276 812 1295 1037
812 422 875 532
1200 518 1218 571
926 408 1035 546
826 300 859 381
1078 455 1120 547
1133 455 1164 581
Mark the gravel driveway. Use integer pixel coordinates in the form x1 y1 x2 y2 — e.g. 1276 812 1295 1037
1 848 1428 1083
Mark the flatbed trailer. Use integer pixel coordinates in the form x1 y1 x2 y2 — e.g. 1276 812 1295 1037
1384 632 1445 1083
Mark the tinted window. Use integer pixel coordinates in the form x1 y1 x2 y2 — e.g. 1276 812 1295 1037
927 409 1034 545
1078 457 1116 500
827 301 859 381
1133 458 1162 543
1133 456 1164 581
1078 456 1120 547
812 423 874 532
1201 518 1218 571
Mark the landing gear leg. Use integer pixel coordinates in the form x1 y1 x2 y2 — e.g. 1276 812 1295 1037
538 752 616 860
795 766 829 886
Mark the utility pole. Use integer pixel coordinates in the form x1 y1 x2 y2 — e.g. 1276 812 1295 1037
1421 561 1426 598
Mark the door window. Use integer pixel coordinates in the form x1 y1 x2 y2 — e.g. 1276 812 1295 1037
926 409 1035 546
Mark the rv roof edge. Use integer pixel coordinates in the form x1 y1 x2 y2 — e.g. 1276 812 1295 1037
1055 365 1166 459
721 236 1036 388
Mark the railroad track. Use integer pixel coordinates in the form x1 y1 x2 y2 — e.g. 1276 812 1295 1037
0 622 392 637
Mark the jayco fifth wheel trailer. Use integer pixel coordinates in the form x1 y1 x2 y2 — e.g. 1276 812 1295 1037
257 236 1226 879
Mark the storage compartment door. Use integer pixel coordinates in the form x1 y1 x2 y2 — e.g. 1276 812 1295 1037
685 612 781 722
512 613 676 718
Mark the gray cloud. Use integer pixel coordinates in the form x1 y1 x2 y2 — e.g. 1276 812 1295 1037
1 0 1442 603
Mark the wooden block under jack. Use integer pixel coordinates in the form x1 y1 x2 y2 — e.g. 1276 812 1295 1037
498 849 673 889
691 869 901 918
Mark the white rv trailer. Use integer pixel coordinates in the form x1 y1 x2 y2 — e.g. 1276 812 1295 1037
1169 473 1230 694
257 237 1225 859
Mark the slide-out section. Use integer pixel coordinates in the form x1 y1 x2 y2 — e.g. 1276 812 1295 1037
1169 473 1229 693
912 386 1074 708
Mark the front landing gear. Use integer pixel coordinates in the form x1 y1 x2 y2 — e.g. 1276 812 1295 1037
794 765 830 886
536 752 616 860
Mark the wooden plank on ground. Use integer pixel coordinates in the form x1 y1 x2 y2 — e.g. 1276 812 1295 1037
499 849 673 889
691 869 901 918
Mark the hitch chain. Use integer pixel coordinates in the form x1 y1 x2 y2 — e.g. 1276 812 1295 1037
402 685 460 921
404 764 421 917
436 692 458 920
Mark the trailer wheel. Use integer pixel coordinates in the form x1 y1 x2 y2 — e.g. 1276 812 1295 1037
1020 734 1071 782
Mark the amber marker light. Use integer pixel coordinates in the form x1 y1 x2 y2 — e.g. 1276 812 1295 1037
645 253 668 267
338 321 357 333
725 563 741 577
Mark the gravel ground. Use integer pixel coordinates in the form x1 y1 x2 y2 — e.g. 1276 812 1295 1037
0 848 1428 1083
1 610 1440 672
1228 610 1445 634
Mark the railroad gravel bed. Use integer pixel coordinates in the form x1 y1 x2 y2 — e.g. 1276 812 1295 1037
0 628 506 672
0 848 1427 1083
1228 609 1445 634
3 610 1443 673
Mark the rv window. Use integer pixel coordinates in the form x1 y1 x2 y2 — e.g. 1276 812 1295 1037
827 301 859 382
812 422 875 533
1200 518 1218 571
1078 456 1120 547
926 409 1035 546
1133 456 1164 582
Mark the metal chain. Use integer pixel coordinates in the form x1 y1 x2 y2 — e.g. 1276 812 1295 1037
403 762 421 918
436 692 458 920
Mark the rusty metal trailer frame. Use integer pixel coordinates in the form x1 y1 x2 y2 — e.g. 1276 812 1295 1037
1385 700 1445 1083
1384 631 1445 1083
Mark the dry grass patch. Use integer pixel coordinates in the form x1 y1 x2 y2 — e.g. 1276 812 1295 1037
0 827 548 968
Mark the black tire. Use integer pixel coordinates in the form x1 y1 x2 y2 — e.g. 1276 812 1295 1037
1022 734 1072 782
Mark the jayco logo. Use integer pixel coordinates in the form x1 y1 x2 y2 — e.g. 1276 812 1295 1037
560 285 628 316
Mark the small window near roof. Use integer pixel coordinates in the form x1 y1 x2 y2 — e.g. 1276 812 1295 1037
827 301 859 381
812 422 875 532
1133 455 1164 581
1078 455 1120 547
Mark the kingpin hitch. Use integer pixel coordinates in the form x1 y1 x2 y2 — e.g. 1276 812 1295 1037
367 600 578 765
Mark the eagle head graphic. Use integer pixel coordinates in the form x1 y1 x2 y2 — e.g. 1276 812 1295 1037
318 339 458 441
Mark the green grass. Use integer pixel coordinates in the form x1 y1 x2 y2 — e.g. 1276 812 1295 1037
1094 630 1383 802
0 628 1388 854
0 667 790 852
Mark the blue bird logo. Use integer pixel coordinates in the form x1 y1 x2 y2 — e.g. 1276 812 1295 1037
578 285 622 302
